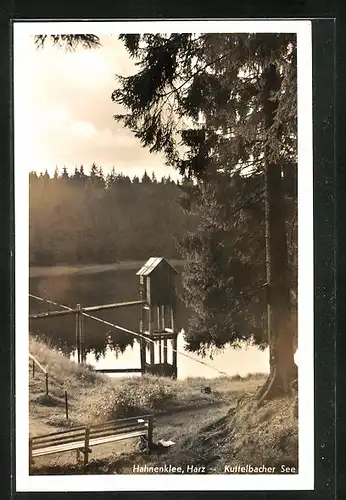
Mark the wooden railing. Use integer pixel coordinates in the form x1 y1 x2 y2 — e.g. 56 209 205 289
29 353 49 396
29 299 146 364
29 300 146 320
29 353 71 419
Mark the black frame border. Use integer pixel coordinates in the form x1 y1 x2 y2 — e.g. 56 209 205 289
0 5 338 500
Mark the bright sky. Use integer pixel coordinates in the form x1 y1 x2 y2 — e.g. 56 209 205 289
17 35 176 179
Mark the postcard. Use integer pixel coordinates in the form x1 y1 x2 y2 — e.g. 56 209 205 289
14 19 314 492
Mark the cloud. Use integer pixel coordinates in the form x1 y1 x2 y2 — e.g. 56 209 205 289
70 121 97 139
19 35 177 179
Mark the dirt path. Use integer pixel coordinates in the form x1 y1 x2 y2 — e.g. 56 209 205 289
154 404 231 443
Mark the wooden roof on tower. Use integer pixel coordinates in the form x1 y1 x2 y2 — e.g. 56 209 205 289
136 257 179 276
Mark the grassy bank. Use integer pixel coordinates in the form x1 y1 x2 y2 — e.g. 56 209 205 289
29 335 264 432
29 335 297 475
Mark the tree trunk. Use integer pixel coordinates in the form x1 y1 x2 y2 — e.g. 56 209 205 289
257 64 297 402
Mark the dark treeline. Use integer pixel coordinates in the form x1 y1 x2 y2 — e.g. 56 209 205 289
29 163 196 266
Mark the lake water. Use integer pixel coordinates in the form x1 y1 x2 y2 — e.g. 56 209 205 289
29 263 269 379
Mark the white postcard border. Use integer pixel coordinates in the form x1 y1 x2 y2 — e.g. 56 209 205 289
14 19 313 492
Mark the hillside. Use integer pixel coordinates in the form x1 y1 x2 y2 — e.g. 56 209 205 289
29 335 297 474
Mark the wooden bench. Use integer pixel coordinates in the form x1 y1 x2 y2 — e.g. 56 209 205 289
29 414 154 472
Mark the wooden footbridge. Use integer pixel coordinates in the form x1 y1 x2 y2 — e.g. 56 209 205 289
29 257 179 378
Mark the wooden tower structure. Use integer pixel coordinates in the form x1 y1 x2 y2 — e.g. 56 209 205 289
136 257 179 378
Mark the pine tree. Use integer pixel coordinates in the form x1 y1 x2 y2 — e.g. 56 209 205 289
79 165 87 181
106 167 117 188
72 166 81 181
177 172 267 357
42 169 50 182
33 33 298 391
34 34 100 51
53 167 59 180
113 33 298 399
89 162 99 183
141 170 151 184
98 166 106 189
61 166 69 180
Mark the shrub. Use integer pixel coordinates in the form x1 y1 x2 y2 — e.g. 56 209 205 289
89 376 177 421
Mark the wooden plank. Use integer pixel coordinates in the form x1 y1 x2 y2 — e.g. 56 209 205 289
29 308 77 319
32 430 85 446
91 415 153 428
83 300 145 313
75 305 80 363
33 430 148 459
28 354 47 374
148 306 155 365
157 306 162 365
90 418 149 433
32 427 85 447
29 300 146 320
32 440 86 457
152 336 174 342
162 305 168 364
77 304 84 362
142 332 174 341
90 419 148 433
89 430 146 447
30 425 86 440
139 287 146 374
33 435 86 450
171 305 177 378
89 424 147 439
80 309 85 362
32 415 152 445
89 421 148 435
90 425 147 441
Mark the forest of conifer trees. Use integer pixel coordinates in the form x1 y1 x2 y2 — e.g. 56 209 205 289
29 163 196 266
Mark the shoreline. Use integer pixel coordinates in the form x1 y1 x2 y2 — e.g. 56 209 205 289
29 259 186 278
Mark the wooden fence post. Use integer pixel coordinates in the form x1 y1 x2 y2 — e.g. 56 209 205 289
45 373 49 396
162 305 167 364
75 305 80 364
81 309 84 362
171 305 177 379
148 306 155 366
83 427 90 471
65 390 68 419
78 304 85 362
157 306 162 365
139 302 146 375
32 359 35 378
29 438 33 474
